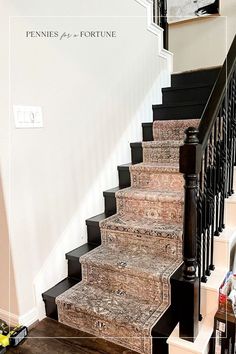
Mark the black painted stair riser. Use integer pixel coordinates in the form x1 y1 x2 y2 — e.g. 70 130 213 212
86 213 106 245
103 186 120 216
142 122 153 141
162 85 212 105
117 164 131 188
171 67 220 88
153 102 205 120
130 142 143 164
66 243 98 280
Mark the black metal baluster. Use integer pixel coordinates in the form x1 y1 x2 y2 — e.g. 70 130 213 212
214 118 221 236
209 124 216 271
197 169 203 281
207 132 215 273
229 76 236 195
228 79 234 197
197 167 203 317
201 149 208 282
216 111 224 234
219 100 227 230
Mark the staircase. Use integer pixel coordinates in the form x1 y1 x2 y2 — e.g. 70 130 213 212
42 67 225 354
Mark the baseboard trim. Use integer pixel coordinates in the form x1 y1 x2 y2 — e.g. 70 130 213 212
0 307 38 327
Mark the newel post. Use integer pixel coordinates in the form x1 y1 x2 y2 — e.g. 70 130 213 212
179 127 202 341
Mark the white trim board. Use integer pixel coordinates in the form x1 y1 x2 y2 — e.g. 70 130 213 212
134 0 173 72
0 307 38 327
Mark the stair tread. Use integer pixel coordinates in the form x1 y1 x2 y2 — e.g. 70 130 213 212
80 245 182 279
103 186 121 196
100 213 182 239
153 100 205 108
172 66 221 75
142 140 183 148
42 277 79 303
117 163 131 170
130 142 142 147
56 282 166 330
116 187 183 202
162 83 212 92
66 243 97 261
130 162 179 173
86 212 107 226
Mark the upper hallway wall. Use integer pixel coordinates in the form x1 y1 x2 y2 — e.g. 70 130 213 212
169 0 236 72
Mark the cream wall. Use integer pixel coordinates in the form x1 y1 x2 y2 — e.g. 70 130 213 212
169 0 236 72
0 0 171 324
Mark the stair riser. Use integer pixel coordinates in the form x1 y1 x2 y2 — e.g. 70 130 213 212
142 123 153 141
225 198 236 227
213 232 236 270
87 224 102 245
101 229 182 258
57 303 151 354
104 194 117 216
118 167 131 188
130 144 143 164
162 86 212 105
130 170 183 192
143 146 180 164
153 104 204 120
43 300 58 321
82 263 165 305
117 197 183 223
67 260 82 280
171 68 220 88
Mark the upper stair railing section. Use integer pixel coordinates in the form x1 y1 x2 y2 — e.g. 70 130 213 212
179 35 236 341
153 0 168 50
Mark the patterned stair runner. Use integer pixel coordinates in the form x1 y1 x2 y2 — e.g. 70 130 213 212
56 119 199 354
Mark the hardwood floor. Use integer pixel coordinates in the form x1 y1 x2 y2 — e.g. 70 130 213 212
8 318 138 354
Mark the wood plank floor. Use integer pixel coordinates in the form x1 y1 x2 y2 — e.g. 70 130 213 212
8 318 138 354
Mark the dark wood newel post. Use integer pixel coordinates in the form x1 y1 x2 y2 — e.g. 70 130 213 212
179 127 202 341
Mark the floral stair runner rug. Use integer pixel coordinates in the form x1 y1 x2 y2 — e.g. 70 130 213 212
56 119 199 354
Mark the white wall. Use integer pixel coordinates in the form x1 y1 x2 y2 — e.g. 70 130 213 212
169 0 236 72
0 0 172 324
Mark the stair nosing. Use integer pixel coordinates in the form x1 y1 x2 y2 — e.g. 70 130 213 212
42 277 79 303
162 83 213 92
66 243 98 261
153 101 205 109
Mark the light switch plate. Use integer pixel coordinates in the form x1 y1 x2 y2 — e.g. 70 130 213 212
13 105 43 128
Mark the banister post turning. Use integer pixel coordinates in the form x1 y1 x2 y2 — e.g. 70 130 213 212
179 127 202 341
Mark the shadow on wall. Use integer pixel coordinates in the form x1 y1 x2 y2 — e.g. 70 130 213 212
0 172 19 317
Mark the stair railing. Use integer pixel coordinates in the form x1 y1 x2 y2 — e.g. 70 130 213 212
153 0 168 50
179 35 236 341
